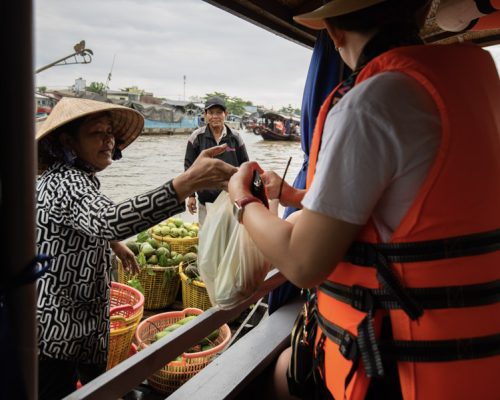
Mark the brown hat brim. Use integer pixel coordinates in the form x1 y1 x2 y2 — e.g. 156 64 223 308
293 0 387 30
36 97 144 151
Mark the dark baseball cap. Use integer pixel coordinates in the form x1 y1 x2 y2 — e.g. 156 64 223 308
204 96 227 111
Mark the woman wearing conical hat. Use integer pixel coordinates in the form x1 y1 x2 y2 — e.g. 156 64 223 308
35 97 236 399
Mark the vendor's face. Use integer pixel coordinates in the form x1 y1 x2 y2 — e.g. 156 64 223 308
205 106 226 130
71 114 115 171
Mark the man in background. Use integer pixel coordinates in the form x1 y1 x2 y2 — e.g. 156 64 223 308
184 96 249 224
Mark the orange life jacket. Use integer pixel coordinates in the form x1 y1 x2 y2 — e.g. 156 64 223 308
306 44 500 400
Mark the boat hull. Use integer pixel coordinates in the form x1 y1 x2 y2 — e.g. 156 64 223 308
257 127 300 142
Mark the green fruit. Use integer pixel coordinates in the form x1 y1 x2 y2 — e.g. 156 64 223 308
200 329 219 346
160 226 170 236
169 228 180 238
155 331 169 341
156 247 170 258
177 315 196 325
147 255 158 265
136 230 151 243
140 242 155 257
165 323 182 332
173 218 184 228
160 242 171 251
184 264 199 279
152 226 162 235
125 241 140 255
147 238 159 249
184 252 197 263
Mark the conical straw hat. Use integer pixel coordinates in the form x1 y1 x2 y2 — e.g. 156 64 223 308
36 97 144 150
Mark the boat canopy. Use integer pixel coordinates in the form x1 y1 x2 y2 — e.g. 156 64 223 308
261 111 300 123
203 0 500 48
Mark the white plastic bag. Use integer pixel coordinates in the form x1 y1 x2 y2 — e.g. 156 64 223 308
198 191 271 310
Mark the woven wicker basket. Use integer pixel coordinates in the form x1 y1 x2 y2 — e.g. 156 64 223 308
178 262 212 311
107 282 144 370
134 308 231 395
117 259 180 310
149 231 198 255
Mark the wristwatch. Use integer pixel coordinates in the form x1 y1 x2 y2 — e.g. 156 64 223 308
233 196 262 223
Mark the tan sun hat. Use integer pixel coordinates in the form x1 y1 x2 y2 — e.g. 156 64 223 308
36 97 144 150
293 0 387 30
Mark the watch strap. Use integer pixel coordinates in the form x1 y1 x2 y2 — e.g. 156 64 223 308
234 196 262 223
236 196 262 208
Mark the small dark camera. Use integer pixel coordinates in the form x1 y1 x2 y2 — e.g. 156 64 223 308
251 170 269 209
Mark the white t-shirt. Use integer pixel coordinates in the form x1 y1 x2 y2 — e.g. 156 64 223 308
302 72 441 242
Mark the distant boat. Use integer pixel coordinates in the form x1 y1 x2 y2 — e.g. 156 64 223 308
254 111 301 142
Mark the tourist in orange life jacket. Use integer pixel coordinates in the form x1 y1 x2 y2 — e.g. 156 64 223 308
228 0 500 399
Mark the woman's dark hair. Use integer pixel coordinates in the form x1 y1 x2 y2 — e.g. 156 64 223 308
37 118 81 173
327 0 431 69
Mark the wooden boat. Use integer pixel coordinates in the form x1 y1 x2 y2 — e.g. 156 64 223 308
255 111 301 142
258 127 301 141
8 1 500 399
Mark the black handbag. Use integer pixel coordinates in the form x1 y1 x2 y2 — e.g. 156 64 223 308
286 291 333 400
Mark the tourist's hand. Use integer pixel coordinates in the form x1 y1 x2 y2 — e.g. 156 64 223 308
262 170 304 208
228 161 264 201
261 170 285 200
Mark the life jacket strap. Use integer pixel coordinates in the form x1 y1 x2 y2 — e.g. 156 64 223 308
316 311 500 367
319 280 500 312
345 228 500 264
342 228 500 321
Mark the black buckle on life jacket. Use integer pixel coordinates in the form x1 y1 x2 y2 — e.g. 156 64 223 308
351 285 376 312
339 331 358 361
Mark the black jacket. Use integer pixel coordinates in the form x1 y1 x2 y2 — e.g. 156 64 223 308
184 124 249 204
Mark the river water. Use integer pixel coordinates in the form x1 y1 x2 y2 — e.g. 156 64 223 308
98 130 305 222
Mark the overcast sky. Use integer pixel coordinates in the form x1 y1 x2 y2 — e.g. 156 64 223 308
34 0 313 109
35 0 500 110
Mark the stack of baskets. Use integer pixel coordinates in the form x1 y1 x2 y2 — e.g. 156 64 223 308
135 308 231 395
179 262 212 311
117 259 180 310
107 282 144 370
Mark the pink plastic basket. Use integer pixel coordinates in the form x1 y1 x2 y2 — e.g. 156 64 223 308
134 308 231 395
107 282 144 370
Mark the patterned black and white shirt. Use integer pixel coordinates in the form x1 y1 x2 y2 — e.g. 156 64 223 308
36 162 185 364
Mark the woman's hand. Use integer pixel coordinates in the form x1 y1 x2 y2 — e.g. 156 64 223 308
111 241 140 274
228 161 264 201
187 196 197 214
174 145 238 201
